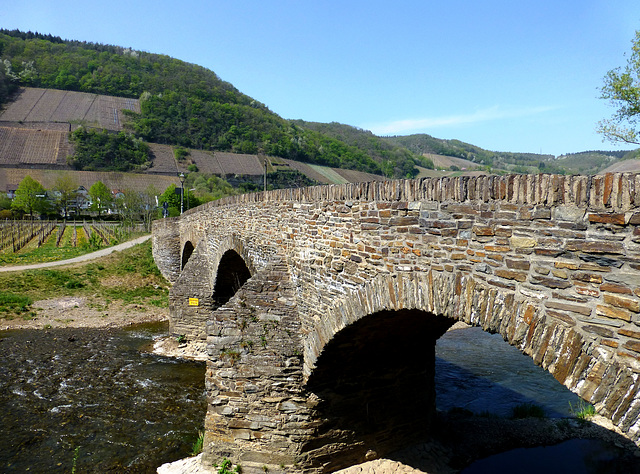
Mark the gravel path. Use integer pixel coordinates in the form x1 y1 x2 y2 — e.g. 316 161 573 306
0 234 152 272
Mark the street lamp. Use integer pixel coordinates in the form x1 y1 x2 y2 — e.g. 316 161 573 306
178 172 185 214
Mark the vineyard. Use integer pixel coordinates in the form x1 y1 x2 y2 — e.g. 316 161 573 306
0 220 145 266
0 88 141 131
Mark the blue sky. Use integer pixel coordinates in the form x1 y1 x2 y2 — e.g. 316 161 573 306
3 0 640 156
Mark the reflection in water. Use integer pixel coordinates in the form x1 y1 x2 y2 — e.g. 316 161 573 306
0 322 206 473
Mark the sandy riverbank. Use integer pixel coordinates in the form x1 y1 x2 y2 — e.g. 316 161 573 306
0 295 168 331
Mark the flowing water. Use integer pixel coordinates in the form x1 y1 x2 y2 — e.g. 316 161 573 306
436 327 639 473
435 326 584 418
1 322 638 473
0 322 206 473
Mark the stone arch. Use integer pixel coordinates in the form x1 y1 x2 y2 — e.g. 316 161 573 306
212 250 252 307
303 271 640 445
304 307 454 470
207 233 257 308
181 241 195 270
303 271 459 379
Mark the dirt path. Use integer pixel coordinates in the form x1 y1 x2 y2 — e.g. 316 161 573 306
0 234 152 273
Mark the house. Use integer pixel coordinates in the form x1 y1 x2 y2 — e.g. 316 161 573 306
6 184 18 199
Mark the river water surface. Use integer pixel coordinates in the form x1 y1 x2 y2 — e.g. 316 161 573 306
436 327 640 473
0 322 205 473
2 323 638 473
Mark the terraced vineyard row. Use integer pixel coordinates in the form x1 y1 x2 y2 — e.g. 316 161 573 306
0 126 69 166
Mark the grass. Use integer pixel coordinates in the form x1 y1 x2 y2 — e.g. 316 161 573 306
0 239 169 320
190 430 204 456
0 292 33 318
570 400 596 422
215 458 241 474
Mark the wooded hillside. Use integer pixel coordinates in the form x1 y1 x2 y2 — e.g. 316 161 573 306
0 30 419 177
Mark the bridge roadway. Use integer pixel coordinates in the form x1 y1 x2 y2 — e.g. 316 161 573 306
153 173 640 473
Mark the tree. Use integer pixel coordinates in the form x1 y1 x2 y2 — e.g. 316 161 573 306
159 184 181 217
113 185 159 231
53 173 78 219
11 175 47 218
598 30 640 145
89 181 112 216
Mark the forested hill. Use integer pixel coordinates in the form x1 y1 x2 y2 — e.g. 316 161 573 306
386 134 554 172
291 120 434 177
0 29 424 178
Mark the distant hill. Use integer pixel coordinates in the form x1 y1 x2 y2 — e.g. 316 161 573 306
550 150 639 175
0 87 384 191
291 120 432 177
385 134 554 173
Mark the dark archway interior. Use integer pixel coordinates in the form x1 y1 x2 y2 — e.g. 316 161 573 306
303 309 455 471
212 250 252 307
181 241 194 270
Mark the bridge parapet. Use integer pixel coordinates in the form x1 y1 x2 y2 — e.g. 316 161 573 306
153 173 640 471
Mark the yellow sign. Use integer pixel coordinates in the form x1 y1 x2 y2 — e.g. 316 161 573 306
188 298 199 306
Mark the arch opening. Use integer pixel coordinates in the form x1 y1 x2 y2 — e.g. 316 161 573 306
181 241 195 270
303 309 455 471
212 249 252 307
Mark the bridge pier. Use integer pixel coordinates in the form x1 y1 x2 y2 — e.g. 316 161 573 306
201 259 309 471
201 256 456 472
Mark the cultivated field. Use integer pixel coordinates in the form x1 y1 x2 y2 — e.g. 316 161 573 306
214 152 264 175
281 158 384 184
0 168 180 195
0 87 389 191
0 88 140 131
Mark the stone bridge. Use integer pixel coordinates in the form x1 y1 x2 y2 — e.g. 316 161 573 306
152 174 640 473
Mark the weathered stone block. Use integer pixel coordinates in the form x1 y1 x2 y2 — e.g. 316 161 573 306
604 294 640 312
596 305 632 322
589 213 625 225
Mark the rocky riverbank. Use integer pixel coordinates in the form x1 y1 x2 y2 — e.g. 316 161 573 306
0 295 168 331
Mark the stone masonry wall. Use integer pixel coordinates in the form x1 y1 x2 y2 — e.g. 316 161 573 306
152 173 640 469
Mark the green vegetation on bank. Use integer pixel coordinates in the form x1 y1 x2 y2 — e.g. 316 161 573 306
68 128 151 172
0 239 168 320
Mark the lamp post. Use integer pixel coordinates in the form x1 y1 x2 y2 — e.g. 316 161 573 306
179 172 185 214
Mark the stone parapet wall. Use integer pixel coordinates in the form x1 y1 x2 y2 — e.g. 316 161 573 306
191 173 640 211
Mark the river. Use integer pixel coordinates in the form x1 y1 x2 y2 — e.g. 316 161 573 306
0 322 206 473
1 323 638 473
435 326 640 473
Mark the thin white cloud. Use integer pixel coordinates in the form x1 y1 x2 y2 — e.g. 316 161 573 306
366 105 559 136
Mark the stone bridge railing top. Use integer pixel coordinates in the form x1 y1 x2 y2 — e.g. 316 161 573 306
183 173 640 214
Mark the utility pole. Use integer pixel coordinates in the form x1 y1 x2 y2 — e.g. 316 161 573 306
179 172 185 214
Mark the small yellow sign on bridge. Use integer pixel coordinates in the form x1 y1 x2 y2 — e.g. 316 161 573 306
188 298 199 306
